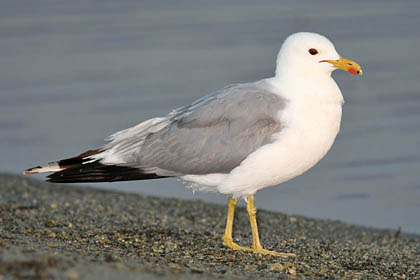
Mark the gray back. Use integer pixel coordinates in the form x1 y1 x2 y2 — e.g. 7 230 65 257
135 81 287 175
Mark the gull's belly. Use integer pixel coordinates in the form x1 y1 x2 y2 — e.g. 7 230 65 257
218 100 342 197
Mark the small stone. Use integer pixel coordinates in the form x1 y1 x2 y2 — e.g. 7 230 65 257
45 219 57 227
104 253 116 262
269 262 284 271
288 266 297 275
169 263 181 270
66 271 80 280
190 266 204 273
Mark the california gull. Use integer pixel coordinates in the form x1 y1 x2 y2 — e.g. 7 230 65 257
25 32 362 256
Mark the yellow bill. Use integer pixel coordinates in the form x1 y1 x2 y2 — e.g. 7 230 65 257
320 56 363 75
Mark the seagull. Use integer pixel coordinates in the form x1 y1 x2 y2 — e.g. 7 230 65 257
25 32 362 257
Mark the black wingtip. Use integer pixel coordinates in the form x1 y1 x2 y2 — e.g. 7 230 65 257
47 161 170 183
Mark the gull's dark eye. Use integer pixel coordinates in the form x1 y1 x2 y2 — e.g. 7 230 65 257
309 48 318 55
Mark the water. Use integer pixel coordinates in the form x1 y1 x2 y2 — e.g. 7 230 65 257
1 0 420 234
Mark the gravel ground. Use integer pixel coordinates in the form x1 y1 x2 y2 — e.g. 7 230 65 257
0 173 419 279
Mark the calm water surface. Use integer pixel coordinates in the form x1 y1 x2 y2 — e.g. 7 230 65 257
1 1 420 233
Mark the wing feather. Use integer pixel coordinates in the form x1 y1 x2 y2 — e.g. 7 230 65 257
101 80 287 175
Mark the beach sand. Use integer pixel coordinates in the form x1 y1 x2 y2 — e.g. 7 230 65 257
1 173 418 279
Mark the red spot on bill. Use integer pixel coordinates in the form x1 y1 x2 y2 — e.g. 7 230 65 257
348 67 358 75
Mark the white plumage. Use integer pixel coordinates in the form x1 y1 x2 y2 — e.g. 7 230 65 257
25 32 362 256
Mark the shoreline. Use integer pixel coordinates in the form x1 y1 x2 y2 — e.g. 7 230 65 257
1 173 418 279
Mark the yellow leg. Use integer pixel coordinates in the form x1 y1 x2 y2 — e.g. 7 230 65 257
246 196 296 257
222 197 251 251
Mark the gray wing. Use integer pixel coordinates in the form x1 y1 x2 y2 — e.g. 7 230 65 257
131 80 286 175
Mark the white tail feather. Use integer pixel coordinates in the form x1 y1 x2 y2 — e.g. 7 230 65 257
24 162 63 175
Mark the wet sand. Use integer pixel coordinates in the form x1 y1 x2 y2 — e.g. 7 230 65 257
1 173 418 279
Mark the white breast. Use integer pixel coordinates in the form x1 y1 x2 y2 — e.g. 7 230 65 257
218 80 343 198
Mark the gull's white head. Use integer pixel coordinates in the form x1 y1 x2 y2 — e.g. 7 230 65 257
275 32 362 78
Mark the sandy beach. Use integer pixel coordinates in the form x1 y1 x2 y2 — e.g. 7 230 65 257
1 173 418 279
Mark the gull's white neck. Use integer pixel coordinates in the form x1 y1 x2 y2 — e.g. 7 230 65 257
268 71 344 105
